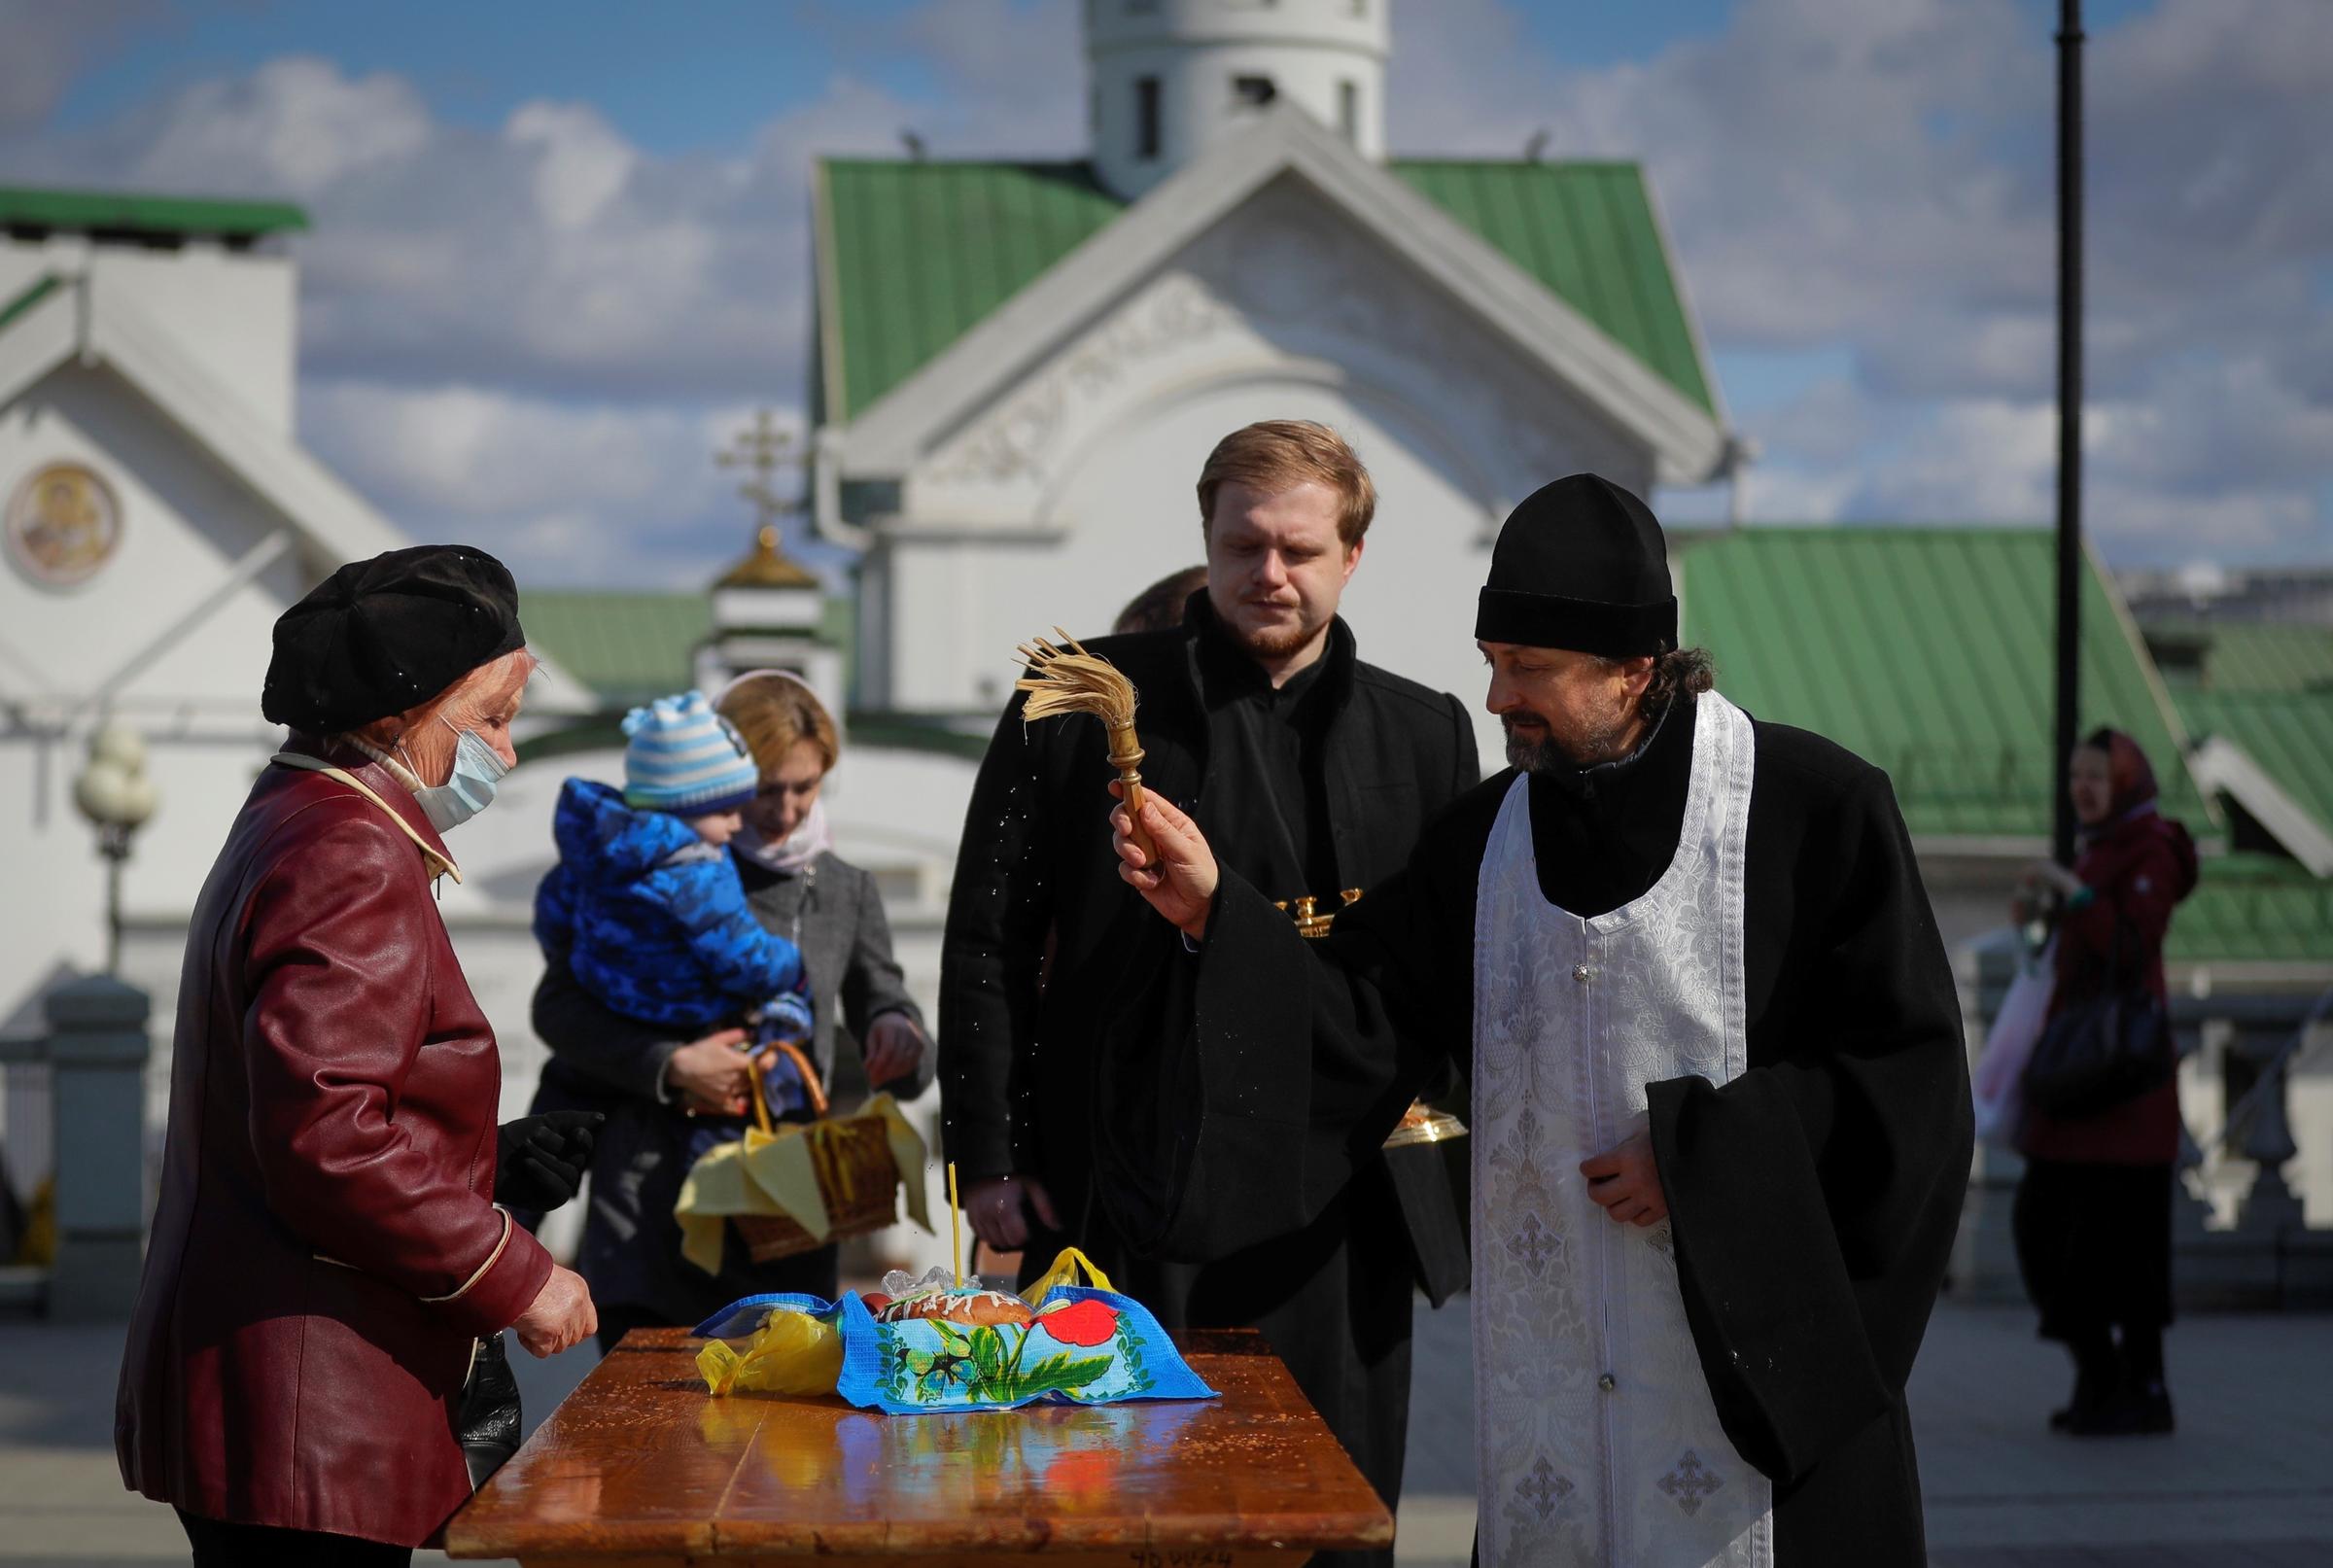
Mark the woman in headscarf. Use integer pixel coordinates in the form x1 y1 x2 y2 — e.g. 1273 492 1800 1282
531 670 934 1349
116 546 601 1567
2011 727 2198 1438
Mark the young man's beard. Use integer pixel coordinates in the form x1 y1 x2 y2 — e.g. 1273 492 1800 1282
1227 608 1329 663
1504 705 1637 773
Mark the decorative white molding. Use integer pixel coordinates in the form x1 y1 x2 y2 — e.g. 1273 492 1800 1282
924 273 1236 489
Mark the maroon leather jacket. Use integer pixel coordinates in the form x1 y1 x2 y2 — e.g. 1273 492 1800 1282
116 746 552 1548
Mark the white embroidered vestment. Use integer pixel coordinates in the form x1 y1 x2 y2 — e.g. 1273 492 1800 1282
1471 690 1773 1567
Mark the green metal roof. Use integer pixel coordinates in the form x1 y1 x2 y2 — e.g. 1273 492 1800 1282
813 157 1713 422
2175 689 2333 838
520 589 857 714
1674 527 2210 841
520 591 711 710
0 187 307 241
2148 619 2333 694
816 161 1124 423
1388 160 1711 413
2174 853 2333 965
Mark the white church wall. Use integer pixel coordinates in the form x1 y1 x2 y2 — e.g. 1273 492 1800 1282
0 364 312 1026
1 238 297 436
877 176 1653 766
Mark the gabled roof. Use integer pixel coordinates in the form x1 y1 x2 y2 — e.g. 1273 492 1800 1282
816 156 1713 424
0 269 407 575
1673 527 2212 842
0 186 307 245
0 271 594 713
815 106 1724 490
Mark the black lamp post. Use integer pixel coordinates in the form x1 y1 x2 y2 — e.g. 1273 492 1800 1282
2053 0 2085 867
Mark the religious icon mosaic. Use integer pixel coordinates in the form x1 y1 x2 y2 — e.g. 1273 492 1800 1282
6 461 122 588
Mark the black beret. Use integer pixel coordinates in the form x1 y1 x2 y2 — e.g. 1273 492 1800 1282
1474 473 1677 657
262 544 524 733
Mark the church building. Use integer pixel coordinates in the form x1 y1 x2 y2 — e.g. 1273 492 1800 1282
0 189 586 1036
807 0 1740 764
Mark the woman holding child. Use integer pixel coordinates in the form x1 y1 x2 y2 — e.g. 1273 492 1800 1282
531 671 932 1349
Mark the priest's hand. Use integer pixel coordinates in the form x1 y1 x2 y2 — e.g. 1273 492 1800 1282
1110 784 1218 940
963 1175 1062 1252
1581 1113 1667 1228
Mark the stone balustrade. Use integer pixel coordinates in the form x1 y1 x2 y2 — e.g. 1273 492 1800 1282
1955 930 2333 1308
0 974 150 1320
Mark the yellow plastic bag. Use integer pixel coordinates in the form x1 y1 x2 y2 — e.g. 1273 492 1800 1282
1024 1245 1114 1303
698 1305 845 1397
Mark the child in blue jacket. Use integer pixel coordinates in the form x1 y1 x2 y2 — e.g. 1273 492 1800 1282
534 690 814 1151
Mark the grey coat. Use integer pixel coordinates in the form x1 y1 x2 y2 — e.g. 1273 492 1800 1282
531 849 931 1321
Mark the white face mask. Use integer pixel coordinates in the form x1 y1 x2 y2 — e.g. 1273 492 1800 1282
402 717 508 832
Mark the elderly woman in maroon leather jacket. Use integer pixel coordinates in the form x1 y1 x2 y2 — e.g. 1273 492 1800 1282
116 547 601 1568
2010 727 2197 1440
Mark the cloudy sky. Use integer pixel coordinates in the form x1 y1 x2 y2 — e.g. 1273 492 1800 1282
3 0 2326 587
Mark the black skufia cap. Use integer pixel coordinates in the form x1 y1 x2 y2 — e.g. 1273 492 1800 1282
1474 473 1678 657
261 544 524 733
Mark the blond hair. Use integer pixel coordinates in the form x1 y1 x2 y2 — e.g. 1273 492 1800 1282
716 672 839 778
1196 420 1375 545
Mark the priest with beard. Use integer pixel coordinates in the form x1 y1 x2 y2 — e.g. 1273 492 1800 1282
1097 474 1971 1567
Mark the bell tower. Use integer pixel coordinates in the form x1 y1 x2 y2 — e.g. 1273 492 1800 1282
1087 0 1391 201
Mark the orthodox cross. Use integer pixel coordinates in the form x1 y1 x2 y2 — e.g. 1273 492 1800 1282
714 408 800 538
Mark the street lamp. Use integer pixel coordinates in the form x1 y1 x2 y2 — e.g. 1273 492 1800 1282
71 721 158 975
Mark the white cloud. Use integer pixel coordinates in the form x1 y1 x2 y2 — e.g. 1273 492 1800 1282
299 380 808 589
1390 0 2331 562
2 0 2323 571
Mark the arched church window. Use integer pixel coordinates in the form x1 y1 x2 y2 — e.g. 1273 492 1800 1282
1339 80 1358 140
1234 75 1278 109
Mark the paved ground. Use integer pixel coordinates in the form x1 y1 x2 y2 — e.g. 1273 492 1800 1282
4 1297 2327 1566
1396 1296 2333 1567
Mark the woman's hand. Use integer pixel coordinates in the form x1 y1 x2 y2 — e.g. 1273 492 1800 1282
861 1012 928 1092
1109 787 1218 940
2023 859 2084 897
512 1264 597 1357
665 1027 753 1116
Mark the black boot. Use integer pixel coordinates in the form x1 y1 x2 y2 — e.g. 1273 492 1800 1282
2053 1328 2132 1436
2121 1324 2175 1435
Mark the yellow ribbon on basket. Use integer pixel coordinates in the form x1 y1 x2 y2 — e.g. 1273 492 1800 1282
673 1092 932 1277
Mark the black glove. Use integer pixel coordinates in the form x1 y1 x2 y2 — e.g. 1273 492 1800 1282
494 1110 604 1213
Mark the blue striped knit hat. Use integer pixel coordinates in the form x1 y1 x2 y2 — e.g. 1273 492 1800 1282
621 690 759 816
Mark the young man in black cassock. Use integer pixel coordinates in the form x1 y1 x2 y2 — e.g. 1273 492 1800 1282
939 421 1480 1560
1102 474 1971 1567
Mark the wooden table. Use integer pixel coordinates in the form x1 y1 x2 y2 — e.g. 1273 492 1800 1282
446 1328 1395 1567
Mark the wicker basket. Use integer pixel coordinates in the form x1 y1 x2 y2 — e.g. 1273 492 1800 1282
730 1041 911 1264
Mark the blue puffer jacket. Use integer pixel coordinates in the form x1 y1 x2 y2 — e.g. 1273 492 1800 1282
535 778 808 1032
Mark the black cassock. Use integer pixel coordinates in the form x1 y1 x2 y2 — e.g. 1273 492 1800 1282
940 595 1479 1561
1097 696 1971 1567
